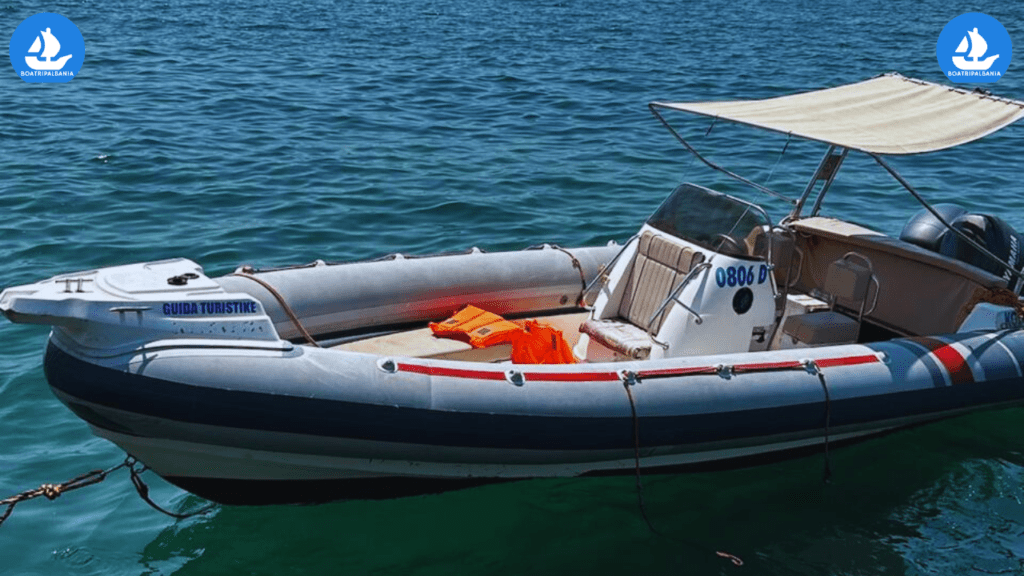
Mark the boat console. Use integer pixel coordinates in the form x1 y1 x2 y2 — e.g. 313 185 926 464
576 183 778 361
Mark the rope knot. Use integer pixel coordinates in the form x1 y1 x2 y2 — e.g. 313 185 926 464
40 484 62 500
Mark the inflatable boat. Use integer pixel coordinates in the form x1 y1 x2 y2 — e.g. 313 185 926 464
6 73 1024 504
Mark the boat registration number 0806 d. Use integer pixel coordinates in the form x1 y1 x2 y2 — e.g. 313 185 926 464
715 265 770 288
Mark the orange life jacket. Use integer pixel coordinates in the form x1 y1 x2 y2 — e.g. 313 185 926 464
510 319 577 365
429 305 523 348
430 307 576 364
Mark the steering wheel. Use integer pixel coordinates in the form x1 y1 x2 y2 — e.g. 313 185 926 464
714 234 746 255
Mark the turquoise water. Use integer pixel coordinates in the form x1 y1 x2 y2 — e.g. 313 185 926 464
4 0 1024 573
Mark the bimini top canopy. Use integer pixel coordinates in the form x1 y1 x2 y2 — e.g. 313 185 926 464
651 73 1024 155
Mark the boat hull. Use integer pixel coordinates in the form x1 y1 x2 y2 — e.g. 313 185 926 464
42 327 1024 504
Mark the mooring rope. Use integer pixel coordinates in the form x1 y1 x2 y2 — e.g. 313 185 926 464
621 372 660 535
620 371 744 567
0 459 129 528
0 456 214 528
126 458 216 519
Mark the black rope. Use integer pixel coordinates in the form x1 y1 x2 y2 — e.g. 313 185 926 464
622 374 660 535
620 372 743 567
0 456 214 528
0 459 131 528
812 365 833 483
126 458 216 520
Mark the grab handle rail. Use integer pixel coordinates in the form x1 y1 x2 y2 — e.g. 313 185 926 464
841 251 881 319
580 234 639 307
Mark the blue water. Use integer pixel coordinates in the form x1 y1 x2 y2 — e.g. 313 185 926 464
4 0 1024 573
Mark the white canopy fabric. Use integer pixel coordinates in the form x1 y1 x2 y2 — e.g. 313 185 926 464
651 73 1024 155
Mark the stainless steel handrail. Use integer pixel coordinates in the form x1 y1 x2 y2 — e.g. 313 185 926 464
645 262 713 342
580 234 639 307
841 251 880 319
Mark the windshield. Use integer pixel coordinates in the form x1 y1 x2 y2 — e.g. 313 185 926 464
647 183 771 260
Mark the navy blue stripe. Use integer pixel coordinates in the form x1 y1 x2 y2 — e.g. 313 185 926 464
44 343 1024 451
970 335 1022 382
888 339 947 387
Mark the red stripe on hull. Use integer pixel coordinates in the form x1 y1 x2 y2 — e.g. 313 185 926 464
733 360 804 372
815 354 881 368
911 337 974 385
398 354 880 381
397 363 507 380
524 371 621 382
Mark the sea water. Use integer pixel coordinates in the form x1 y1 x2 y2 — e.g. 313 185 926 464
3 0 1024 573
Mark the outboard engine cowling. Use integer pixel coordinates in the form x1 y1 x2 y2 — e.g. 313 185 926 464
939 213 1024 291
899 204 967 252
900 205 1024 293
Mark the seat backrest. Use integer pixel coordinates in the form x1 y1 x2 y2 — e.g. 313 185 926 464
824 258 872 305
617 232 705 331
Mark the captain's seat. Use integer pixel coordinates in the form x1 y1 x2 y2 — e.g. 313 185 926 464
579 232 705 360
576 183 778 361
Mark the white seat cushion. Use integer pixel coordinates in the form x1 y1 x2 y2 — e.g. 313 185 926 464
580 319 653 360
782 311 860 345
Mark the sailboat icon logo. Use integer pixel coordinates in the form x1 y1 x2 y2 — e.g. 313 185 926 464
25 27 73 71
937 13 1012 83
9 13 84 83
952 28 999 71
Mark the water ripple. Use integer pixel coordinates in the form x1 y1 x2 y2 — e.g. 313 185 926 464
3 0 1024 573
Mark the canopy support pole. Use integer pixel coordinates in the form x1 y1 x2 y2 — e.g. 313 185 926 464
809 148 849 217
790 146 848 220
648 104 795 205
870 153 1024 284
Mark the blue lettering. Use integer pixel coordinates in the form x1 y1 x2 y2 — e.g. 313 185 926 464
163 300 259 315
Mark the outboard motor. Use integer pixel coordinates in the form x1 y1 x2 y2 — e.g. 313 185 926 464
899 204 967 251
939 213 1024 292
900 205 1024 293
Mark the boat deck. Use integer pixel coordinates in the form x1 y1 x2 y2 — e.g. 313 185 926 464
332 311 590 362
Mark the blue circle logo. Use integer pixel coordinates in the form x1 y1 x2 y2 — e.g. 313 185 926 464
9 13 84 83
937 13 1011 83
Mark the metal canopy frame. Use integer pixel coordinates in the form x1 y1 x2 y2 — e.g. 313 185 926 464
648 85 1024 285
